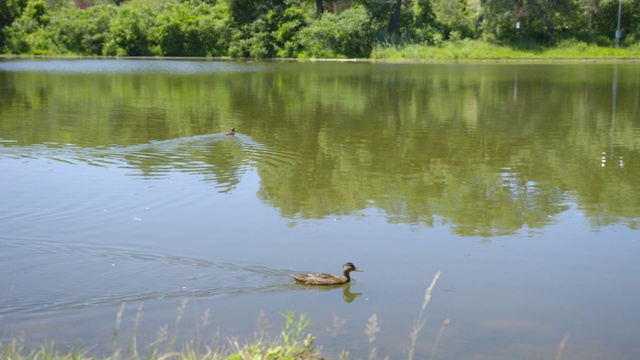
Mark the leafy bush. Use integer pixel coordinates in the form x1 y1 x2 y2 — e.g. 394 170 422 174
0 0 27 32
5 3 117 55
359 0 394 30
228 4 307 58
3 1 59 53
274 6 308 58
25 0 49 25
556 38 588 51
228 13 277 58
104 6 153 56
430 0 474 40
154 1 229 56
299 5 375 58
49 5 115 54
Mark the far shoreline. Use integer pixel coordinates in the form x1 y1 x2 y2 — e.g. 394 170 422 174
1 54 639 64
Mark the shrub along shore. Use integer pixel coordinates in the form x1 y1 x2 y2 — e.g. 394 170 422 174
2 40 639 62
1 0 639 60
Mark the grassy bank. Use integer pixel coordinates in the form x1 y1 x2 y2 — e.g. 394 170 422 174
2 39 638 62
372 39 640 61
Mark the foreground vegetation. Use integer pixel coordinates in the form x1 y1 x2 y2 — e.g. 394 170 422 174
1 0 639 59
0 313 320 360
0 274 448 360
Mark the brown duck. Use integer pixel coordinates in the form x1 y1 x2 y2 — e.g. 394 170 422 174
225 127 236 135
290 262 362 285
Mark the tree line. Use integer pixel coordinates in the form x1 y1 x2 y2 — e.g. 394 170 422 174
1 0 639 58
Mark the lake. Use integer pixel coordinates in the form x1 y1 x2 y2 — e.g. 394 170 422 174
1 59 639 359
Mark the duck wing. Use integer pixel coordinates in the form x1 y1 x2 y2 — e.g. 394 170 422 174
290 273 342 285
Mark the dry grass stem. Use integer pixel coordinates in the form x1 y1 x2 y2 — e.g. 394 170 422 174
422 271 441 312
112 302 127 347
409 271 441 360
365 313 380 360
429 318 450 360
555 332 570 360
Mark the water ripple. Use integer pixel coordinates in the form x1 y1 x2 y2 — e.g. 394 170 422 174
1 236 295 315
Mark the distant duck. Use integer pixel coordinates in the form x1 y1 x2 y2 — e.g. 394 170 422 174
225 127 236 135
291 262 362 285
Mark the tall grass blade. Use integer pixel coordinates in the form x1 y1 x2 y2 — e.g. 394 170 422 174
113 302 127 348
429 318 450 360
555 332 570 360
408 271 441 360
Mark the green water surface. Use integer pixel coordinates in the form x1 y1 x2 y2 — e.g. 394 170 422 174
1 59 639 359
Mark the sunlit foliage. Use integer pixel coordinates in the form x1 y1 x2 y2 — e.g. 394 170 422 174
1 0 639 57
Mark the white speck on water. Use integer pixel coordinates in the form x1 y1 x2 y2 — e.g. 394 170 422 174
134 217 142 221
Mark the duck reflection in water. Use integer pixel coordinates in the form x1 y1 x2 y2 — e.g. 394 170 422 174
291 280 362 303
340 282 362 303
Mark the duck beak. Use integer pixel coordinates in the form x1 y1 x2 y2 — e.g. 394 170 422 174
355 268 363 272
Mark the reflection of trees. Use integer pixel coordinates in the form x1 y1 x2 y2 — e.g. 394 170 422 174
1 62 639 234
246 66 640 235
246 64 640 235
111 136 247 193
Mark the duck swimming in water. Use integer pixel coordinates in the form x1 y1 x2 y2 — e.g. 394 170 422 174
291 262 362 285
225 127 236 135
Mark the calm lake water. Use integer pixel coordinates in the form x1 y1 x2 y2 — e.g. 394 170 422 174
1 59 639 359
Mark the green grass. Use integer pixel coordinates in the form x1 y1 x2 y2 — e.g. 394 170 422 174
4 38 638 61
371 39 640 61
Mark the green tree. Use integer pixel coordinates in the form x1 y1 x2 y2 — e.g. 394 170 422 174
587 0 640 38
227 0 308 58
50 5 115 54
388 0 402 33
299 4 375 57
414 0 435 29
0 0 26 27
479 0 576 41
104 6 153 56
0 0 27 47
228 0 286 25
25 0 49 25
431 0 478 38
360 0 435 38
2 0 66 54
154 1 228 56
274 6 308 57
